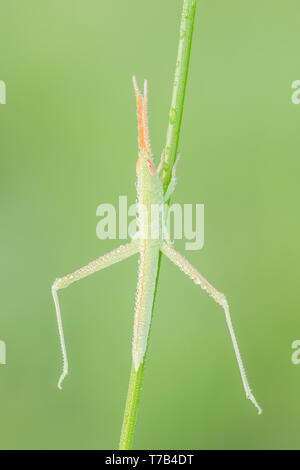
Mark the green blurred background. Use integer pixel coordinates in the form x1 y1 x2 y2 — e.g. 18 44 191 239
0 0 300 449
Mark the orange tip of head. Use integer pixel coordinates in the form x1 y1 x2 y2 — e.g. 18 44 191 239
132 76 151 154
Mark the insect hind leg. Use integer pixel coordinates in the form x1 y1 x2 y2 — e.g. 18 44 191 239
51 241 139 389
161 242 262 415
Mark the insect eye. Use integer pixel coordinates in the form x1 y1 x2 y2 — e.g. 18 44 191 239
146 159 157 177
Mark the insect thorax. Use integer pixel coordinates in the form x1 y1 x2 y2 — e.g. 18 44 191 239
136 154 165 243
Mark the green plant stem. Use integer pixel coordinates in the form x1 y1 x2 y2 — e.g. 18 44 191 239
119 0 197 450
163 0 197 190
118 364 144 450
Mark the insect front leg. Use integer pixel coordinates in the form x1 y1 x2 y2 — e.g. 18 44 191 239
161 242 262 415
163 152 180 202
52 240 139 389
157 149 165 174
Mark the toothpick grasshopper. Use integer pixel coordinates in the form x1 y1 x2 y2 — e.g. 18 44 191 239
52 77 262 415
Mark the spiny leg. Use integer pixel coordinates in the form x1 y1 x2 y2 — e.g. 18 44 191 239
161 242 262 415
164 152 180 202
52 240 139 390
161 152 181 243
157 149 165 174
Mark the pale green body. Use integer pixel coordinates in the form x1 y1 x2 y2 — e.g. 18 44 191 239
133 150 165 370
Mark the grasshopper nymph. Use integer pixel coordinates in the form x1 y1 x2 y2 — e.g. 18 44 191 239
52 77 262 415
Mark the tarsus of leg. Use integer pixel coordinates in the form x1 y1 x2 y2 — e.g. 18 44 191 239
222 296 262 414
51 241 139 390
52 285 68 390
161 242 262 415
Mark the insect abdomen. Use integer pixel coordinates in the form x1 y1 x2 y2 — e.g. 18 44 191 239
133 240 160 370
